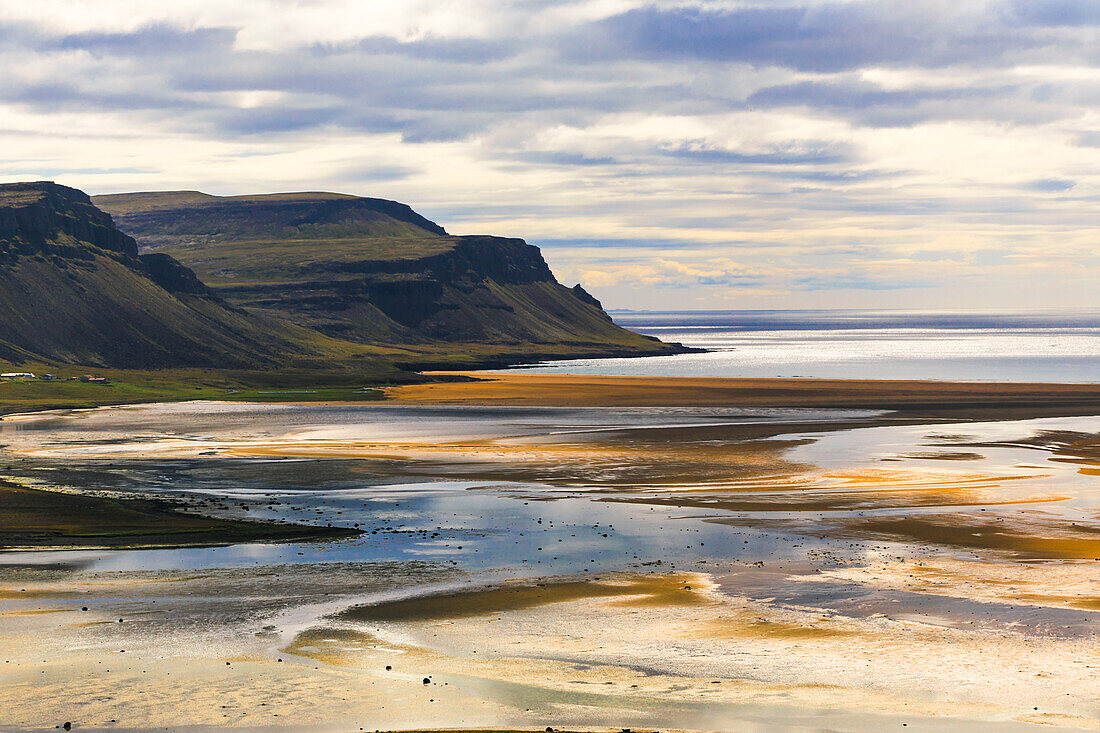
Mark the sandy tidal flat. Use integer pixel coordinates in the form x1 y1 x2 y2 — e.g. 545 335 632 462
0 388 1098 731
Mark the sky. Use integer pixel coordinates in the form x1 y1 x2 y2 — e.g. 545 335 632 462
1 0 1098 311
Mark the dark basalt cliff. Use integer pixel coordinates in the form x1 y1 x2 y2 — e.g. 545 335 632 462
96 190 682 359
0 181 138 259
0 182 338 369
0 182 214 294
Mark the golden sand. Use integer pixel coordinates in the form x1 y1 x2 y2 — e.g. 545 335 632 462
385 372 1100 415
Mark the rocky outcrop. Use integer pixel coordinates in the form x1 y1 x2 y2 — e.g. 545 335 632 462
0 182 139 259
139 253 213 296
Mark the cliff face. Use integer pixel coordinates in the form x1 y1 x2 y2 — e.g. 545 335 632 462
96 190 678 359
0 182 138 259
0 183 340 369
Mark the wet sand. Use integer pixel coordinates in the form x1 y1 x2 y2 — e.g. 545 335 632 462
0 477 359 549
1 394 1098 731
387 372 1100 418
4 562 1095 732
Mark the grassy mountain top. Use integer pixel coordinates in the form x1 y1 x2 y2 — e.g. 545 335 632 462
94 189 447 240
97 190 456 288
97 189 682 358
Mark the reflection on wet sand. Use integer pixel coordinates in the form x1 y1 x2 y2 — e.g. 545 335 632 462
285 568 1096 731
834 513 1100 559
337 574 707 623
0 399 1098 731
800 556 1100 613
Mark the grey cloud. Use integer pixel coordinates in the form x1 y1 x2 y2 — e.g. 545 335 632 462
347 35 519 64
793 274 932 291
1075 131 1100 147
659 140 852 166
769 169 902 184
510 151 618 166
336 165 418 183
1011 0 1100 26
747 77 1088 127
748 80 996 111
0 80 200 113
215 105 343 134
580 3 1052 72
1026 178 1076 192
47 25 236 56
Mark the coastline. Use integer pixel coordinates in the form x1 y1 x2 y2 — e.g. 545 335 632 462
4 373 1100 552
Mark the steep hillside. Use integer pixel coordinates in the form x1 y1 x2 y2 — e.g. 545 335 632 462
95 191 681 361
0 182 368 370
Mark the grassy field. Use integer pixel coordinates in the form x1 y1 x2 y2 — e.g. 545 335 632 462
0 369 392 416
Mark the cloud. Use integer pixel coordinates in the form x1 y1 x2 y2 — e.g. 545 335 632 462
1010 0 1100 26
792 273 932 291
1 1 1098 309
1026 178 1076 192
1074 131 1100 147
47 24 236 56
510 151 617 166
659 140 852 166
581 2 1065 73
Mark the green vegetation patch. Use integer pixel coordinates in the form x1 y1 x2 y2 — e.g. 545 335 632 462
157 235 458 286
0 364 399 416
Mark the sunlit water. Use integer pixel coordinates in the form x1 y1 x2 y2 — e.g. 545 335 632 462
502 310 1100 381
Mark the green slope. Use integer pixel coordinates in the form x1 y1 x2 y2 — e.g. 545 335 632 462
95 190 682 361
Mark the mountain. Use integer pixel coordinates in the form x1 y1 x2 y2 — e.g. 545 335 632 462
0 182 368 370
94 190 680 364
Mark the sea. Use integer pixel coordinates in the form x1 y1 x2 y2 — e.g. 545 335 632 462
505 309 1100 382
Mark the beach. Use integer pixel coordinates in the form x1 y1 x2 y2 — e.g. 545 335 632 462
0 378 1098 731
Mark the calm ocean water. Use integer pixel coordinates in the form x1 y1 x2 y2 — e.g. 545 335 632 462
511 310 1100 382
